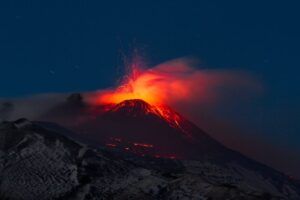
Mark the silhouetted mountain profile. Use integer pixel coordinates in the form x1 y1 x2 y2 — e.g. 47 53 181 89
70 99 233 160
0 119 299 199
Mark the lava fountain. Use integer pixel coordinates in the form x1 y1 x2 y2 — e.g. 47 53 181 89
87 55 259 132
92 57 194 128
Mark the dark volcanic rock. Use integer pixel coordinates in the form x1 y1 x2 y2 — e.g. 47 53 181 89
0 119 299 200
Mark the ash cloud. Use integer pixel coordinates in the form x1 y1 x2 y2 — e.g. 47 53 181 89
86 57 262 109
0 93 69 121
148 58 262 106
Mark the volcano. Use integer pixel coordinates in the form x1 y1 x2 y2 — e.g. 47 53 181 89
40 96 265 165
40 97 232 160
2 94 299 199
73 99 230 160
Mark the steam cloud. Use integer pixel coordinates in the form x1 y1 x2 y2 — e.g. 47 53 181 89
86 57 261 108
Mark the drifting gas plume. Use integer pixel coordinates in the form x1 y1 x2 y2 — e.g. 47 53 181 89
1 55 260 132
87 57 260 111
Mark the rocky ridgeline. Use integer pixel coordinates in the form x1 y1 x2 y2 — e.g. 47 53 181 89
0 119 299 200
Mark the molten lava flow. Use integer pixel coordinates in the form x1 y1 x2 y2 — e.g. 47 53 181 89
154 105 190 136
108 99 190 135
106 143 117 147
133 143 154 148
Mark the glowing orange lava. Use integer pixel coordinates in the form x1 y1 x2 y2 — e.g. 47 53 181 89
92 57 192 133
133 143 154 148
96 56 189 107
98 71 166 105
106 143 117 147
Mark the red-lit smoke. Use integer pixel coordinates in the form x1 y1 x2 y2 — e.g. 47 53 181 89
87 57 260 109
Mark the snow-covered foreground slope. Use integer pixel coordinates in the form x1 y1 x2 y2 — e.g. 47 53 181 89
0 119 299 200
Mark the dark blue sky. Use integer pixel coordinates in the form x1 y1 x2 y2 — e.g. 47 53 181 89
0 1 299 166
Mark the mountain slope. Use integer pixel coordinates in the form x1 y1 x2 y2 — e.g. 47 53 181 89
56 99 232 160
0 119 299 200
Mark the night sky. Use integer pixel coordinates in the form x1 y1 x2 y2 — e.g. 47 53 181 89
0 1 299 176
